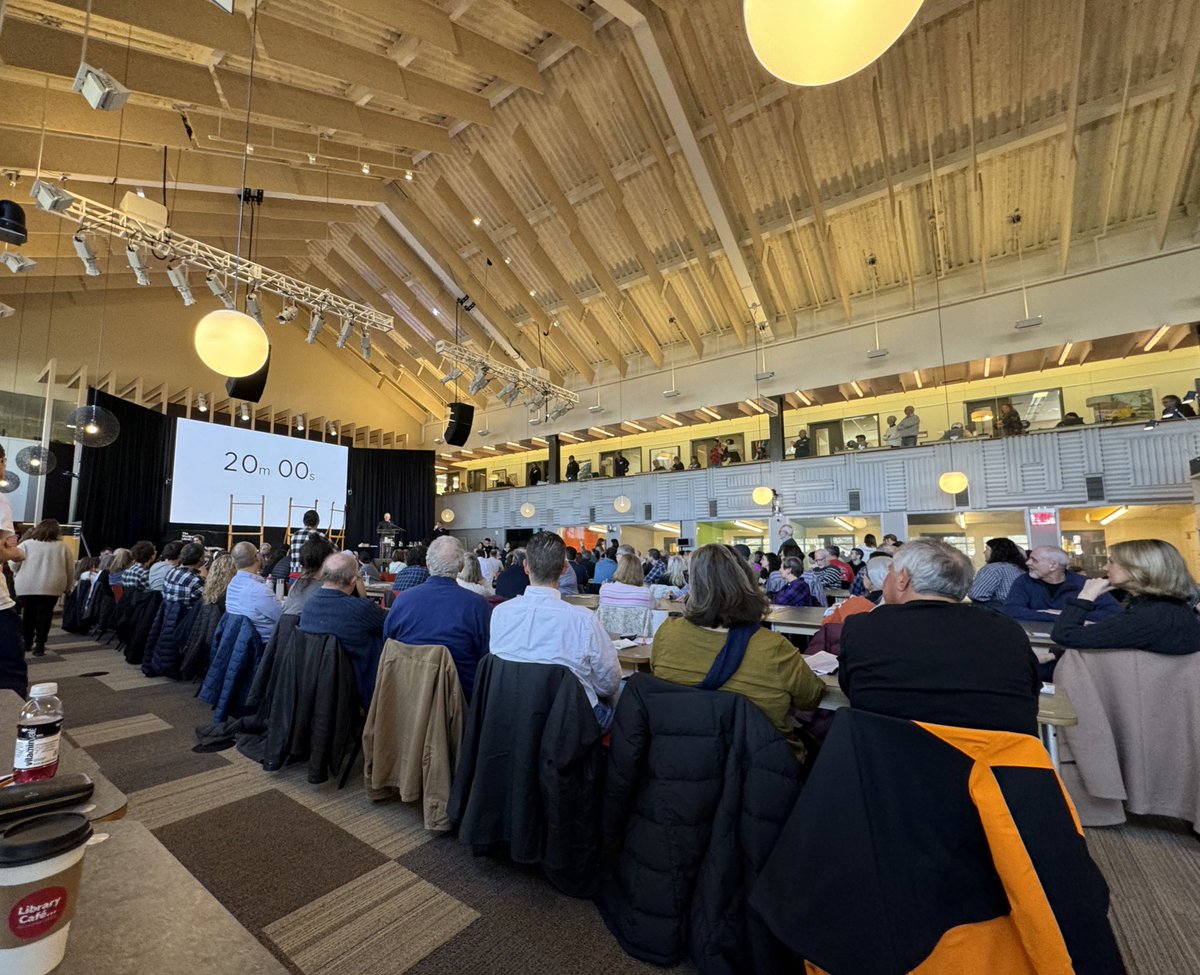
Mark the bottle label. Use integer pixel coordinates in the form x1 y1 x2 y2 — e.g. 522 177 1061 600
13 720 62 771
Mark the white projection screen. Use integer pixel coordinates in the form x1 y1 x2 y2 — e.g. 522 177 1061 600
169 418 348 528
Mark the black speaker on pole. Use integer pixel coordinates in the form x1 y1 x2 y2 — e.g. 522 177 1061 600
225 350 271 403
444 401 474 446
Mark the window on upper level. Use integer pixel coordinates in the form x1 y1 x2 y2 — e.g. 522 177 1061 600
965 389 1063 436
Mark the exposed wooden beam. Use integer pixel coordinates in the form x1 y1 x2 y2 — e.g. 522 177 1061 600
1153 3 1200 248
508 0 599 54
1056 0 1088 273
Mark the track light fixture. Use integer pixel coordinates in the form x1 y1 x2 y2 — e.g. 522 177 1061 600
196 394 208 413
295 415 305 432
306 308 325 344
125 244 150 286
73 62 131 112
0 250 36 273
468 365 489 396
72 234 101 276
166 259 195 305
32 181 74 214
245 290 264 326
440 367 464 384
360 324 371 360
240 403 251 422
275 303 297 324
336 316 354 349
205 272 234 309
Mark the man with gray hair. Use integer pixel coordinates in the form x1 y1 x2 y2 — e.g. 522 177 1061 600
225 540 283 641
1002 545 1121 624
299 552 388 706
384 535 491 699
838 538 1043 736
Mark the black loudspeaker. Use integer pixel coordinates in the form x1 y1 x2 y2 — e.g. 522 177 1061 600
444 401 474 446
225 351 271 403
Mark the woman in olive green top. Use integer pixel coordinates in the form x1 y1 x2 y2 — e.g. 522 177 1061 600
650 543 824 735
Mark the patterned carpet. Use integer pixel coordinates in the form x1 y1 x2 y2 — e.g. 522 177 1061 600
27 626 1200 975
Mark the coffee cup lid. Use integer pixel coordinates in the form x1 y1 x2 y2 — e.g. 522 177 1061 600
0 813 92 867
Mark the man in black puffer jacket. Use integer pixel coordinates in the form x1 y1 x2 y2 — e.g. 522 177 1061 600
598 673 804 975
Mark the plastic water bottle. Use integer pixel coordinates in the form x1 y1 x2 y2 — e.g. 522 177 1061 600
13 683 64 784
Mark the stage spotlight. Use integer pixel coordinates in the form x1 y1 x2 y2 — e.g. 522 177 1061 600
276 303 298 324
360 324 371 360
196 394 208 413
72 234 101 276
125 245 150 286
439 367 464 384
205 273 235 309
166 260 195 305
306 308 324 343
468 365 489 395
245 291 264 326
73 62 131 112
296 415 305 432
336 316 354 349
31 181 74 214
240 403 251 422
0 250 36 273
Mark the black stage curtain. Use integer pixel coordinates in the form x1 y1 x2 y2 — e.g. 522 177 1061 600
78 390 173 552
346 447 435 550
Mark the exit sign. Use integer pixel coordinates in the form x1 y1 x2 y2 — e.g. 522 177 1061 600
1029 508 1057 527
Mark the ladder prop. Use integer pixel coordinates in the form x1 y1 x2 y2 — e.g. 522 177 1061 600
227 495 266 551
327 500 346 549
283 497 320 547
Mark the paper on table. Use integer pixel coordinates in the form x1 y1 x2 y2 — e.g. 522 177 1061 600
804 650 840 675
612 638 641 650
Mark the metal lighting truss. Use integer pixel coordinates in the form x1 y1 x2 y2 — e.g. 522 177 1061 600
435 340 579 412
31 181 394 332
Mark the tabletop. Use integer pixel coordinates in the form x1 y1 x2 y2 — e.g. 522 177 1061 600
565 593 680 613
766 606 1059 649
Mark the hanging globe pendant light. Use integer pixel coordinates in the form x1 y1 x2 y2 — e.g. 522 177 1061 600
66 403 120 448
194 308 269 377
0 469 19 493
16 444 56 476
743 0 924 87
938 471 969 495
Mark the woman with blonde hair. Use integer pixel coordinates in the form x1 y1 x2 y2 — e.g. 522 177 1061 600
202 553 237 609
1051 539 1200 653
457 553 494 597
651 544 823 740
107 547 134 587
599 553 655 609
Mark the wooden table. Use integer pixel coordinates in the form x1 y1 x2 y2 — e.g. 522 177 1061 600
767 606 1060 651
565 593 681 614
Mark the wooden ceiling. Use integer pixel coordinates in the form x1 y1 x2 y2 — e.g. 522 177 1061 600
1 0 1198 421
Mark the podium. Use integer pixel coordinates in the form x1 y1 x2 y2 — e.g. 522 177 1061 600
378 527 399 558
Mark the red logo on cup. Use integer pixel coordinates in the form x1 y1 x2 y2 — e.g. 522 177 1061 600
8 886 68 940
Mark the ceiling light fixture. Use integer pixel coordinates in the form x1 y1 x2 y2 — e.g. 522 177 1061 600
196 394 208 413
796 390 812 406
195 308 269 377
73 62 130 112
744 398 765 413
938 471 969 495
361 162 370 175
1144 325 1170 352
276 303 298 324
468 365 489 396
733 520 765 533
659 413 683 426
744 0 922 86
440 367 464 384
912 370 923 389
751 486 775 506
624 421 647 432
833 517 856 532
205 272 235 309
306 308 325 343
0 250 36 273
472 215 482 226
244 290 264 326
72 234 101 276
1057 342 1073 367
850 380 865 397
556 432 580 443
590 426 613 438
653 523 681 533
167 260 195 305
125 244 150 285
699 407 722 421
531 436 549 446
404 170 414 181
1099 505 1129 526
613 495 632 514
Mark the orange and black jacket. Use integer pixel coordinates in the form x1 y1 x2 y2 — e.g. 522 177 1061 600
751 709 1126 975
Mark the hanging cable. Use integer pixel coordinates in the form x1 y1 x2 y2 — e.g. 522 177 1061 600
232 0 261 303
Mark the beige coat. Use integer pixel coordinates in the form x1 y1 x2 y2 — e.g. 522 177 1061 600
1055 647 1200 833
362 640 466 831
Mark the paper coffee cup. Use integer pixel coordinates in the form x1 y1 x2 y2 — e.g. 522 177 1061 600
0 813 92 975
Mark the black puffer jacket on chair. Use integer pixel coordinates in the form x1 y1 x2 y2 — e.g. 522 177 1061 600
597 673 803 975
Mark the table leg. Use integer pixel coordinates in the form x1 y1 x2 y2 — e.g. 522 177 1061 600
1041 725 1060 771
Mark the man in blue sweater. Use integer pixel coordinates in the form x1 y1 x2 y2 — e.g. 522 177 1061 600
383 535 491 699
299 552 388 707
1002 546 1121 624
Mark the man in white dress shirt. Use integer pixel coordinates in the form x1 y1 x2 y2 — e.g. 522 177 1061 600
224 541 283 642
488 531 622 728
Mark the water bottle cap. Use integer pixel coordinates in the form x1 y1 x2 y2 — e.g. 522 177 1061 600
30 682 58 697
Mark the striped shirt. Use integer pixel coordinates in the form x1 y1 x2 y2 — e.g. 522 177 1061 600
598 580 656 610
289 527 323 575
122 563 150 592
162 565 203 607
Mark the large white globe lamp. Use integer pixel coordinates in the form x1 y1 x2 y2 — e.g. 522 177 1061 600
194 309 269 377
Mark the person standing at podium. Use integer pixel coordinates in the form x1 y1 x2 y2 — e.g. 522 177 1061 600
377 512 398 559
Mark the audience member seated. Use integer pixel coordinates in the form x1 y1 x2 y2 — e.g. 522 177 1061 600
162 542 206 610
456 553 494 597
122 540 156 593
1003 545 1121 623
643 548 667 585
567 547 589 589
826 545 855 584
839 539 1041 736
282 536 337 615
224 541 283 643
651 543 823 743
143 542 207 678
1050 539 1200 654
299 552 388 707
489 531 621 728
967 537 1028 610
599 555 656 610
558 555 580 596
178 556 234 680
359 553 382 582
780 540 826 606
770 556 820 607
650 555 688 599
391 544 429 592
808 555 890 656
592 546 619 584
493 549 530 600
477 547 503 585
810 548 845 590
762 552 783 594
1056 411 1085 427
384 536 491 700
106 547 133 591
